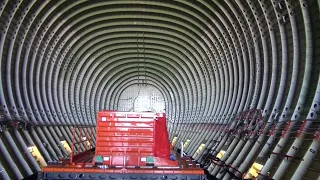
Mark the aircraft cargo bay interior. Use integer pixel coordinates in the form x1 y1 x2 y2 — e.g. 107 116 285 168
0 0 320 180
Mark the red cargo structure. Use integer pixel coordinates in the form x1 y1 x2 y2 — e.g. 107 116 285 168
40 111 204 180
93 111 174 167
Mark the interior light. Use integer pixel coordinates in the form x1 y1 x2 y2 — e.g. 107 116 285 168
28 145 47 167
27 145 34 151
195 143 206 154
80 137 92 150
60 140 72 154
183 139 191 148
244 162 264 179
171 137 178 146
216 150 226 159
85 139 92 149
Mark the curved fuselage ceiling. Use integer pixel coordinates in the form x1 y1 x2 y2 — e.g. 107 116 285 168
0 0 319 179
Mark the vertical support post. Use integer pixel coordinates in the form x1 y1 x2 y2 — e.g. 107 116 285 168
70 127 76 164
181 141 184 157
85 128 89 151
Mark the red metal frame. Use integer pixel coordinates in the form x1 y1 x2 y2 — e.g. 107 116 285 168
296 120 307 138
70 126 95 164
42 111 203 176
281 121 291 138
258 122 266 135
268 124 276 136
315 126 320 141
92 111 182 169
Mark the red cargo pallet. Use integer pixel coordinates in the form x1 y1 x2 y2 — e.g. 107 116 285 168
93 111 175 167
41 111 204 179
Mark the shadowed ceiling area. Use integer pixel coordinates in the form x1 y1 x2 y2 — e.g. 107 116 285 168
0 0 320 179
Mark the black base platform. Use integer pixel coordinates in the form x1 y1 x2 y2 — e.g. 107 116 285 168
37 172 205 180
